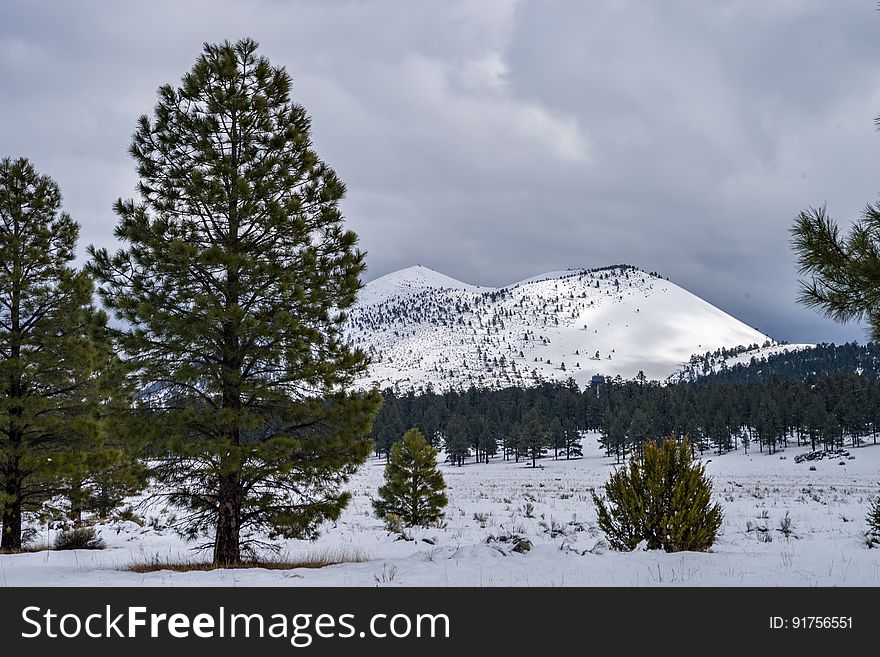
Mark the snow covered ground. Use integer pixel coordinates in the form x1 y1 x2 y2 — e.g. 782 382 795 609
3 434 880 587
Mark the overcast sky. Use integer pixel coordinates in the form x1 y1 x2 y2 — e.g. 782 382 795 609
2 0 879 344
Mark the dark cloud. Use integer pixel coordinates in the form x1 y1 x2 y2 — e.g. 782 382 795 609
2 0 876 344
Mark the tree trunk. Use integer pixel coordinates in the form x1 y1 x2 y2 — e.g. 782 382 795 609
4 266 23 551
1 470 22 551
212 94 245 568
69 481 84 527
214 473 241 566
410 465 419 525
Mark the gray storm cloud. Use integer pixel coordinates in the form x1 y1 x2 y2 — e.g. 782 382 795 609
1 0 877 343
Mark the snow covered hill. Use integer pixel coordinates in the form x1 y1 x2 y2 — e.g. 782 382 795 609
345 264 774 392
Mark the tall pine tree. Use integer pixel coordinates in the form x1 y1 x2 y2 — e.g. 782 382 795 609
1 158 126 550
518 408 547 467
444 414 470 466
88 39 381 565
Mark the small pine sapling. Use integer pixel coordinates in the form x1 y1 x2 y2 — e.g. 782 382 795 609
373 428 448 527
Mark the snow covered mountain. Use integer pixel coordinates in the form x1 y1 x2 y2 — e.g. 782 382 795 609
345 264 774 392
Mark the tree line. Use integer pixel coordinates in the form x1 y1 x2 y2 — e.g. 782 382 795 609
681 341 880 385
370 365 880 466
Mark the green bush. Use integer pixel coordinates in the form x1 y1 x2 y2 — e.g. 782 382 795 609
591 436 723 552
373 428 448 527
867 496 880 548
53 527 106 551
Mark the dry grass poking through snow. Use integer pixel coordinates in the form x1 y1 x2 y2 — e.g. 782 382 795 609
126 546 369 573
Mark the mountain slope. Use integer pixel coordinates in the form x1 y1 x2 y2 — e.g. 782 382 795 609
669 342 814 383
345 264 773 392
672 341 880 384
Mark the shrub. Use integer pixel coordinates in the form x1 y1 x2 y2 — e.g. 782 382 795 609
867 495 880 548
373 428 448 527
53 527 106 551
591 436 723 552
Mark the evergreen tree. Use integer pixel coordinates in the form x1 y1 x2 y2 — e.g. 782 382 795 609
792 204 880 338
1 158 129 550
60 323 147 525
803 392 824 451
444 414 470 466
592 437 723 552
373 428 447 527
418 402 442 449
521 407 548 467
548 416 565 460
791 108 880 339
87 40 381 565
867 494 880 547
707 410 731 455
371 394 404 458
562 419 583 459
600 406 630 463
476 416 497 463
628 407 653 457
820 412 843 450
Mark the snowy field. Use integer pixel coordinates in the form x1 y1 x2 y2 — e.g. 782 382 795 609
3 434 880 587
